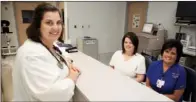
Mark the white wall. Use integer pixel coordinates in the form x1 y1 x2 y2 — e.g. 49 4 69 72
147 2 178 38
147 2 196 46
1 2 19 47
66 2 126 54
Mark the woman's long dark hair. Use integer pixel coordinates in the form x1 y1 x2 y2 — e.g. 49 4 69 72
26 3 64 43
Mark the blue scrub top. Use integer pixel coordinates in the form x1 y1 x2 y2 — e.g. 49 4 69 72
147 60 186 101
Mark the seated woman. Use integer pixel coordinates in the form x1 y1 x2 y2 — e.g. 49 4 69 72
109 32 146 83
146 39 186 102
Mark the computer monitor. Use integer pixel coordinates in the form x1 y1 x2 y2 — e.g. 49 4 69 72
142 23 153 34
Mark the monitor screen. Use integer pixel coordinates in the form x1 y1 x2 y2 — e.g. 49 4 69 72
22 10 34 23
176 1 196 17
142 23 153 33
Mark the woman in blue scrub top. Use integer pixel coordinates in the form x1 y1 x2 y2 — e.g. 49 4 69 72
146 39 186 102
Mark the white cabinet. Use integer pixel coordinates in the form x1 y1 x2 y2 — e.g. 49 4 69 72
136 29 166 56
76 37 98 60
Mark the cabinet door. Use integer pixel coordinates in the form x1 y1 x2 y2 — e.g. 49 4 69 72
14 2 58 46
14 2 44 46
57 2 66 41
127 2 148 33
137 35 149 52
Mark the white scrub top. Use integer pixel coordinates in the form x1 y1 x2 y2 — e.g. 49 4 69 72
109 50 146 78
12 39 75 101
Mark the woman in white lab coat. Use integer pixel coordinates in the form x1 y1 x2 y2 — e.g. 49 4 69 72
12 3 80 101
109 32 146 82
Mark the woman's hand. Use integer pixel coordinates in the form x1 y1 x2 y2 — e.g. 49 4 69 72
135 74 145 83
146 78 152 88
67 65 81 83
164 89 185 102
63 56 81 83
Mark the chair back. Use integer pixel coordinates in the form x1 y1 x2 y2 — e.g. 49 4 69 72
141 53 152 82
183 66 196 102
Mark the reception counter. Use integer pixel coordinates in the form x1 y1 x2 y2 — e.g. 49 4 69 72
68 51 173 101
1 48 173 101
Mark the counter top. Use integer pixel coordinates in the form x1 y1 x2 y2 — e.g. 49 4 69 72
69 51 173 101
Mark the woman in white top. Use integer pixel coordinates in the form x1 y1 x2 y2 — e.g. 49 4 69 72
12 3 80 101
109 32 146 82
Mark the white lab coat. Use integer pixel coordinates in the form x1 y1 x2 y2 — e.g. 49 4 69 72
12 39 75 101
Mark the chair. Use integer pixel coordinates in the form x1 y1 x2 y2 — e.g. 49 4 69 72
183 66 196 102
141 53 152 82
